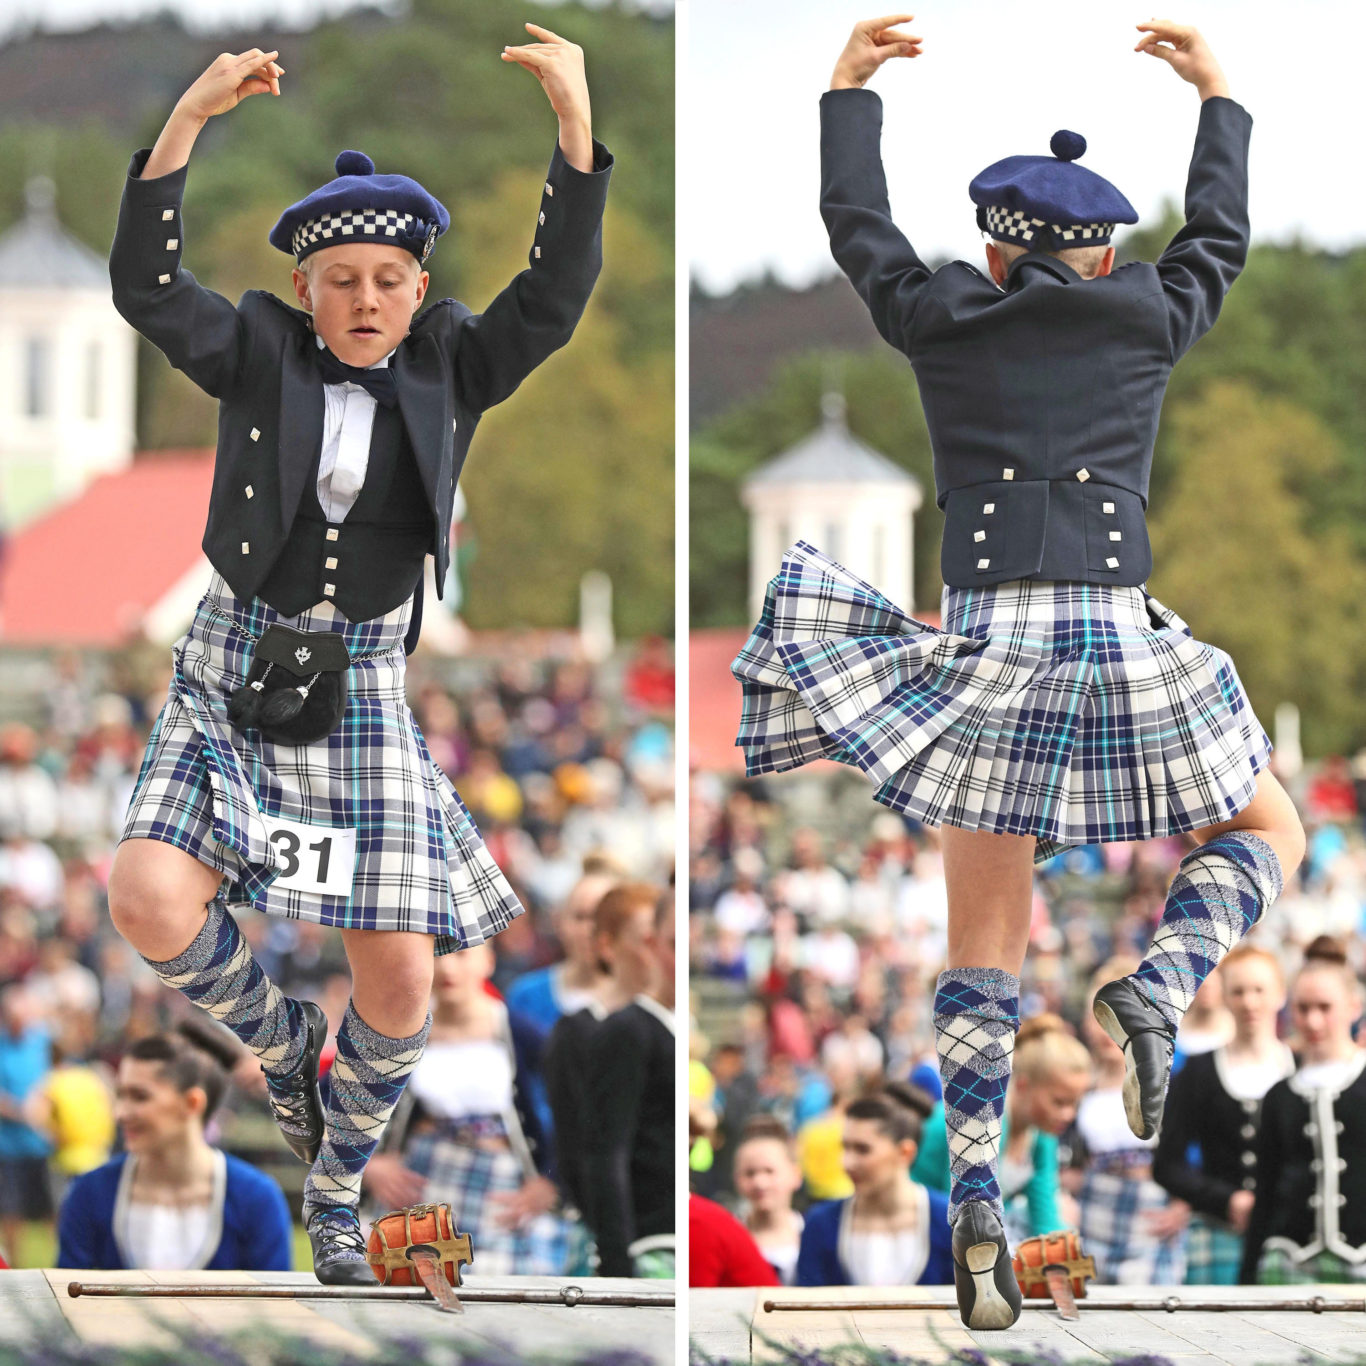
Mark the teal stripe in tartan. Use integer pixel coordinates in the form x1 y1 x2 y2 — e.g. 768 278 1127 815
122 573 524 955
731 541 1272 863
1134 830 1282 1029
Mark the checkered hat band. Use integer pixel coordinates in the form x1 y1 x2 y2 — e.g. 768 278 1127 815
984 205 1114 244
292 207 419 258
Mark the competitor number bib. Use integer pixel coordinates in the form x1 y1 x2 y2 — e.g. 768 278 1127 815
265 816 357 897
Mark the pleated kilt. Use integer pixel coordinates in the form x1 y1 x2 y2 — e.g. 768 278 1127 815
122 573 524 954
1183 1213 1244 1285
399 1128 576 1276
731 541 1272 863
1078 1168 1187 1285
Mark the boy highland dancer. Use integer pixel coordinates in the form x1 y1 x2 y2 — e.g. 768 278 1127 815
106 29 611 1282
731 17 1303 1328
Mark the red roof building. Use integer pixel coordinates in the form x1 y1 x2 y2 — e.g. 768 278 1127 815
0 450 214 646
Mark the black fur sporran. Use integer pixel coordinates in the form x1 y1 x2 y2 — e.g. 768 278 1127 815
226 625 351 745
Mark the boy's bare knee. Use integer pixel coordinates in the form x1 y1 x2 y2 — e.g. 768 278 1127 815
107 843 217 956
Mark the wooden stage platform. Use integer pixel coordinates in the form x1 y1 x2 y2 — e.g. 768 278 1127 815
0 1268 675 1361
691 1284 1366 1364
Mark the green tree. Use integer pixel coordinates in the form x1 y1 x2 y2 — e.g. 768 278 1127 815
1148 380 1366 755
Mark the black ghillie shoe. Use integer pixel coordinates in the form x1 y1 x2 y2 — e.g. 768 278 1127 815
305 1203 374 1286
1092 976 1176 1141
264 999 327 1164
951 1199 1022 1330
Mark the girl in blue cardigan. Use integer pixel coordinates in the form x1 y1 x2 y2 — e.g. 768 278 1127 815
796 1082 953 1287
57 1027 291 1271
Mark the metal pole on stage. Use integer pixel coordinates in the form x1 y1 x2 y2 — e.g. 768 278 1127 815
761 1295 1366 1315
67 1282 674 1309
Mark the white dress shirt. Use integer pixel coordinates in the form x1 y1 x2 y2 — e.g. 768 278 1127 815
314 332 397 522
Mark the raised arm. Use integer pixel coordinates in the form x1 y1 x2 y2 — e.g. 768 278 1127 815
109 50 285 399
1137 22 1252 360
820 17 933 354
450 24 612 413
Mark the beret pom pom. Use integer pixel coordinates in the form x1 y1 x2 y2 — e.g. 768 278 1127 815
1049 130 1086 162
334 150 375 178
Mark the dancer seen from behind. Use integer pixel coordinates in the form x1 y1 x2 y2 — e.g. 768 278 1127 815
731 15 1303 1328
105 30 611 1282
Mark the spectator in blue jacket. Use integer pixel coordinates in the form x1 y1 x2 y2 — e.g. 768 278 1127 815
0 982 54 1262
797 1080 953 1287
57 1024 291 1270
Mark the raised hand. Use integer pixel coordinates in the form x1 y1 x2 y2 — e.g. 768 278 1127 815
1135 20 1229 100
177 48 285 122
140 48 285 179
501 24 591 125
831 15 923 91
501 23 594 172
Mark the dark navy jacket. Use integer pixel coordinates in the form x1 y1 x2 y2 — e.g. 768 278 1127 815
109 138 612 613
820 89 1252 589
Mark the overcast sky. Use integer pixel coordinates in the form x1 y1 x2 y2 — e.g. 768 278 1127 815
689 0 1363 293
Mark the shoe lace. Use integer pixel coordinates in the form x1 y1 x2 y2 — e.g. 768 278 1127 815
313 1207 366 1259
265 1062 313 1128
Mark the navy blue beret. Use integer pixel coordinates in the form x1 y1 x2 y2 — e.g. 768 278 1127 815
969 131 1137 248
269 150 451 265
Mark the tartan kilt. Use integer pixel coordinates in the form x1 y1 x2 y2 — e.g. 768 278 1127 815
731 541 1272 863
399 1129 575 1276
1078 1168 1187 1285
122 573 524 955
1183 1213 1244 1285
1256 1242 1366 1285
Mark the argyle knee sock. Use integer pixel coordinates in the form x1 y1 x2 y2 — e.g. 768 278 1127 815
934 966 1020 1226
302 1001 431 1213
139 894 305 1078
1131 830 1284 1032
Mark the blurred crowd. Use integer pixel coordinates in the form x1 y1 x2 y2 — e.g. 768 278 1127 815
0 630 675 1273
688 755 1366 1289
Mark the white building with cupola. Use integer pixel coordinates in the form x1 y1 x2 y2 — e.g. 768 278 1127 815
0 177 136 529
741 392 924 621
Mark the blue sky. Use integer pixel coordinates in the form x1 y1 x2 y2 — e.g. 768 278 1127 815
688 0 1363 292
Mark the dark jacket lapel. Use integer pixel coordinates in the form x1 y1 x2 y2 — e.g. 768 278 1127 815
393 333 451 513
277 330 325 533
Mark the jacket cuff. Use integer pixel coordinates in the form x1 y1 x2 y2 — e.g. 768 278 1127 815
123 147 189 201
531 138 612 266
1198 93 1253 134
111 148 189 292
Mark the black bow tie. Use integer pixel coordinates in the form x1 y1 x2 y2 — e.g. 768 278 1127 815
314 345 398 408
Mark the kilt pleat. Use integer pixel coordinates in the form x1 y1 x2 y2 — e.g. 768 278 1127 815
732 541 1272 863
122 574 524 953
